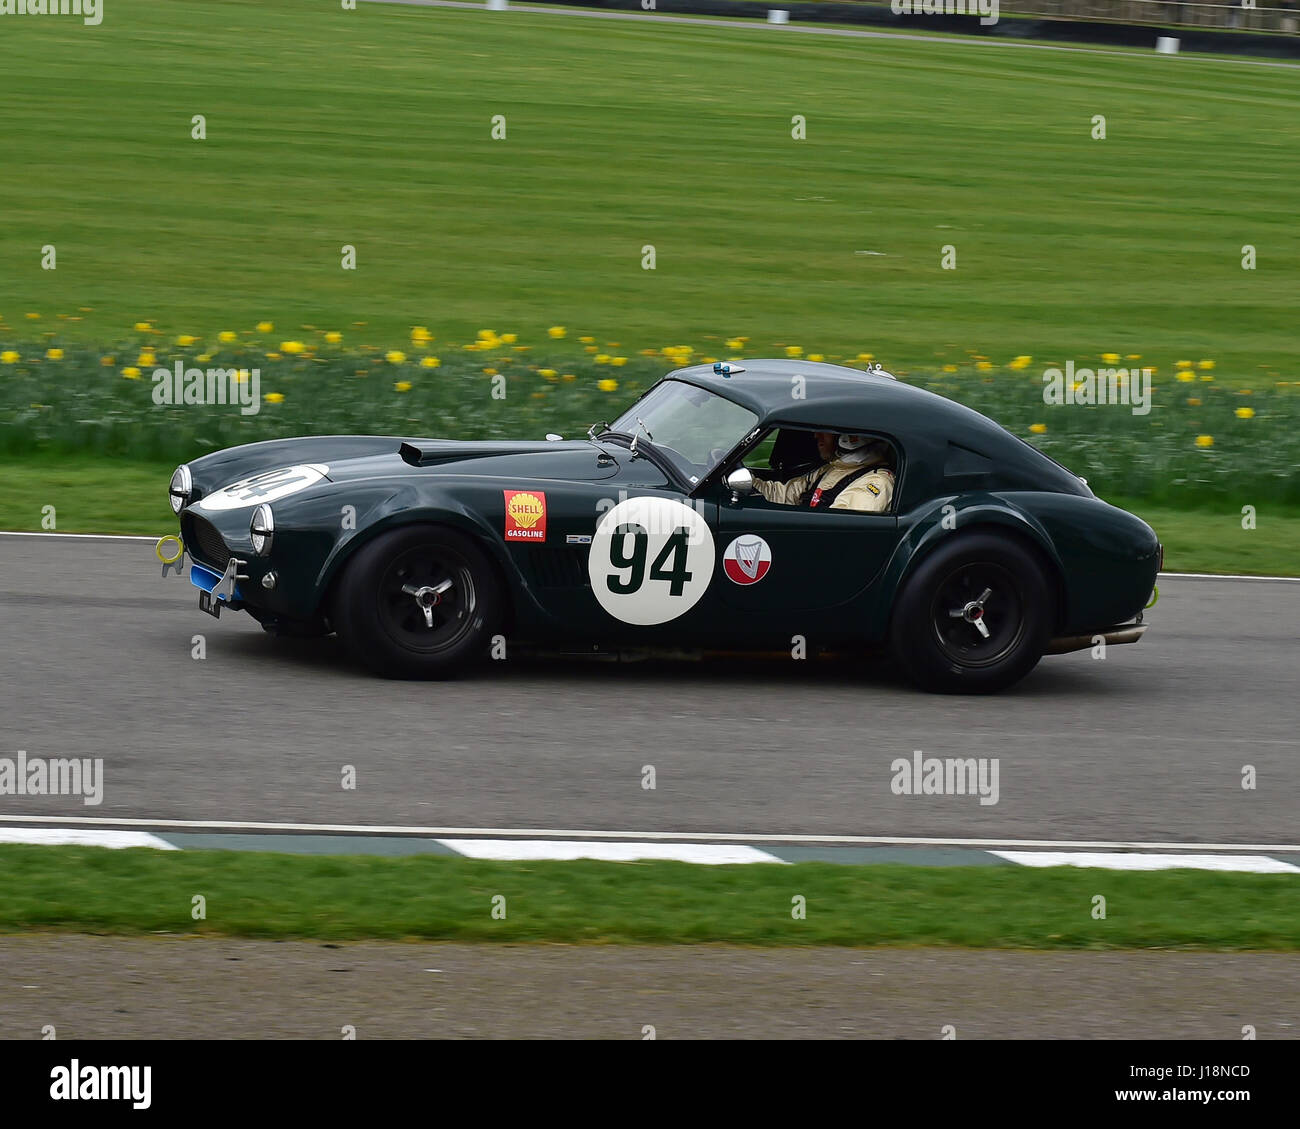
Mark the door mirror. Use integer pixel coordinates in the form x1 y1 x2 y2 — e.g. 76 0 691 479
725 466 754 498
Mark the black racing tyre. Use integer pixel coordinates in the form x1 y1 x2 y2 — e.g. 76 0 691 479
332 524 502 679
889 532 1053 694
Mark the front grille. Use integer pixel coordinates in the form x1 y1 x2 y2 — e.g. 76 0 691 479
186 514 231 569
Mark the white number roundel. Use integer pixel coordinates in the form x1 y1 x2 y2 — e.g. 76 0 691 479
196 464 330 511
588 497 715 625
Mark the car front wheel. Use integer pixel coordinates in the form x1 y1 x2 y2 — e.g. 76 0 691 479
889 532 1053 694
333 524 501 678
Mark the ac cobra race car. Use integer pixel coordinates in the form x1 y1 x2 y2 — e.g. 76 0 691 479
156 359 1161 692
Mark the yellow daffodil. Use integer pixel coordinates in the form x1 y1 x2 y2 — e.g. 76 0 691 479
1101 353 1120 364
25 312 41 320
420 356 440 368
595 354 610 364
265 352 281 361
726 338 745 350
501 333 517 345
1186 397 1201 406
197 354 212 363
121 366 141 379
256 321 274 333
101 356 115 366
531 391 546 400
808 353 825 363
1 350 19 363
942 364 958 373
579 335 595 344
483 367 499 376
976 361 994 372
394 381 413 393
584 345 598 354
385 350 406 365
1175 359 1192 369
598 378 618 392
1126 354 1141 361
411 327 432 344
133 321 151 331
561 373 576 382
138 352 156 366
548 326 567 339
219 330 238 343
1176 371 1195 382
280 341 305 355
1235 407 1255 419
1029 423 1047 434
784 346 803 358
45 348 63 360
611 357 627 367
1194 435 1214 448
1200 374 1214 382
325 331 342 344
265 392 285 404
1198 359 1215 370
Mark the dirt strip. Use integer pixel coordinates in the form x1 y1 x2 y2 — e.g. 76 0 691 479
1 936 1296 1039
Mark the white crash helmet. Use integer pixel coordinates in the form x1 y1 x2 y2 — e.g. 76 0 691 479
836 434 891 464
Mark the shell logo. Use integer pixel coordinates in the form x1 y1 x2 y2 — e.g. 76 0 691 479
503 489 547 541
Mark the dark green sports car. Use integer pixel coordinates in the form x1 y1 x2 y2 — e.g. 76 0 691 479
157 359 1161 692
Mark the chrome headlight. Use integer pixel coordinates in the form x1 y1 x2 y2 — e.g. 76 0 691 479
168 465 193 514
250 504 274 556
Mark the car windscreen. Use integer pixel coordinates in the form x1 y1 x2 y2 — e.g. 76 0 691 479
608 380 758 481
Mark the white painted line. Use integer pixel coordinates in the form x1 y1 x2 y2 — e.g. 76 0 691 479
0 827 177 850
1 816 1297 854
1158 571 1300 582
0 531 159 542
438 838 785 864
992 851 1299 874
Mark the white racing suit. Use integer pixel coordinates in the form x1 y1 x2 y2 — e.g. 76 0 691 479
753 458 895 513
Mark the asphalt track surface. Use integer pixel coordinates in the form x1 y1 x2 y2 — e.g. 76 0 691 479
1 536 1296 845
4 936 1297 1038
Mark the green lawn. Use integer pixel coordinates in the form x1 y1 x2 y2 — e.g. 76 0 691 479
1 0 1296 378
1 845 1297 949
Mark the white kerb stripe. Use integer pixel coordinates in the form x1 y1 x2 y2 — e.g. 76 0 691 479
992 851 1299 874
437 839 785 864
0 827 178 850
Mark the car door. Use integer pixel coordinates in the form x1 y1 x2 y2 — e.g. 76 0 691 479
709 482 899 619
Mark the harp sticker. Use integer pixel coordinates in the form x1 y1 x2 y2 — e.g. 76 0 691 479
722 535 772 586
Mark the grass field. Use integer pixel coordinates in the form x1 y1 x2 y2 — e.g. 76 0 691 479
2 845 1297 949
1 0 1297 374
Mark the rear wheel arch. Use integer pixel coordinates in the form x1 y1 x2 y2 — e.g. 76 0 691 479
892 517 1066 636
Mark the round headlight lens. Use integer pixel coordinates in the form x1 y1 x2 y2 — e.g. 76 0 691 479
168 465 193 514
250 504 274 556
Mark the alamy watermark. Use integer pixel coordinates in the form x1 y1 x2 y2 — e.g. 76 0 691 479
0 751 104 806
891 0 998 27
0 0 103 25
1043 360 1152 416
152 362 261 416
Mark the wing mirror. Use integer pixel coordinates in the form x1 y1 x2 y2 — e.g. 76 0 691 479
725 466 754 501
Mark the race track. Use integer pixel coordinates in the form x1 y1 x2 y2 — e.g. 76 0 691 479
1 535 1296 845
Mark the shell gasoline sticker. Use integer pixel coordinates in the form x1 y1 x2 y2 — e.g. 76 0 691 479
504 490 547 542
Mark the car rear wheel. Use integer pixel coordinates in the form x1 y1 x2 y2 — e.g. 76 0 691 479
333 524 501 678
889 532 1053 694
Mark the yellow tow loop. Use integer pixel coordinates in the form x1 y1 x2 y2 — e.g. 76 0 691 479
1145 585 1159 609
155 535 183 564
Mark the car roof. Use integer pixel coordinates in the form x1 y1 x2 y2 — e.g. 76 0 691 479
669 358 1001 439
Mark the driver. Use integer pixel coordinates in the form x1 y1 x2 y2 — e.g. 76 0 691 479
753 432 894 513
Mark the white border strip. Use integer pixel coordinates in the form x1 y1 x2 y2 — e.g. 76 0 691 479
0 815 1296 853
0 827 177 850
993 850 1300 874
0 531 159 542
